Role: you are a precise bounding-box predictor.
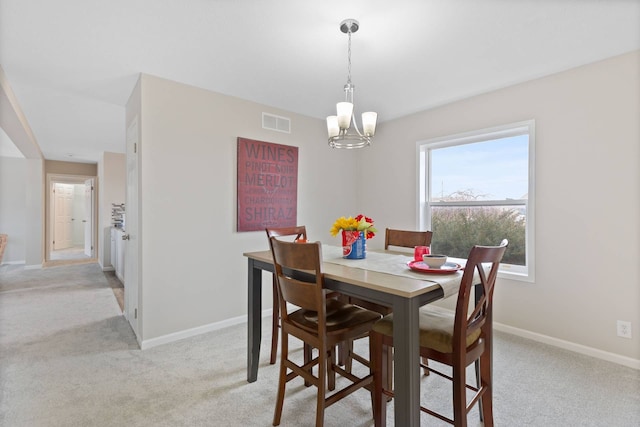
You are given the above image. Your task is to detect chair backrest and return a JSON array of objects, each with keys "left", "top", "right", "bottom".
[
  {"left": 454, "top": 239, "right": 508, "bottom": 351},
  {"left": 384, "top": 228, "right": 433, "bottom": 250},
  {"left": 265, "top": 226, "right": 307, "bottom": 242},
  {"left": 268, "top": 237, "right": 327, "bottom": 328}
]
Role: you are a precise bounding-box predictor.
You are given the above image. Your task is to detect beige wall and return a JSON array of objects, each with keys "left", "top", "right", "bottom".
[
  {"left": 0, "top": 157, "right": 26, "bottom": 263},
  {"left": 25, "top": 159, "right": 45, "bottom": 266},
  {"left": 45, "top": 160, "right": 97, "bottom": 176},
  {"left": 128, "top": 52, "right": 638, "bottom": 365},
  {"left": 1, "top": 69, "right": 44, "bottom": 267},
  {"left": 133, "top": 74, "right": 359, "bottom": 343},
  {"left": 362, "top": 51, "right": 640, "bottom": 362}
]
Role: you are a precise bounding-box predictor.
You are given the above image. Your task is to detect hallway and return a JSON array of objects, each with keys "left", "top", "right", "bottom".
[
  {"left": 50, "top": 245, "right": 92, "bottom": 260},
  {"left": 45, "top": 245, "right": 96, "bottom": 269}
]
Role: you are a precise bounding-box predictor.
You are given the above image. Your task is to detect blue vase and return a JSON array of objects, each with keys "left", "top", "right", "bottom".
[{"left": 344, "top": 231, "right": 366, "bottom": 259}]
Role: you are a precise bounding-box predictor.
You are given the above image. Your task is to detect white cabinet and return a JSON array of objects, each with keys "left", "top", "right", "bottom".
[
  {"left": 111, "top": 228, "right": 125, "bottom": 283},
  {"left": 110, "top": 230, "right": 117, "bottom": 269}
]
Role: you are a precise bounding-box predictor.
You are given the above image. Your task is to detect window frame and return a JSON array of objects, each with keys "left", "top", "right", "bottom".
[{"left": 416, "top": 120, "right": 536, "bottom": 282}]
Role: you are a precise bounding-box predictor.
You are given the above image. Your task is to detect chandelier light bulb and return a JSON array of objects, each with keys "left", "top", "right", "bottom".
[
  {"left": 362, "top": 112, "right": 377, "bottom": 136},
  {"left": 326, "top": 116, "right": 340, "bottom": 138},
  {"left": 336, "top": 102, "right": 353, "bottom": 129}
]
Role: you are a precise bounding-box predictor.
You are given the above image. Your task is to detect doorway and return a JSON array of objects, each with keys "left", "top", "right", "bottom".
[{"left": 46, "top": 174, "right": 97, "bottom": 264}]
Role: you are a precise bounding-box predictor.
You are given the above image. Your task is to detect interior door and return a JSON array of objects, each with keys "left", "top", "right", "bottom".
[
  {"left": 84, "top": 179, "right": 94, "bottom": 257},
  {"left": 54, "top": 183, "right": 73, "bottom": 250},
  {"left": 125, "top": 117, "right": 140, "bottom": 338}
]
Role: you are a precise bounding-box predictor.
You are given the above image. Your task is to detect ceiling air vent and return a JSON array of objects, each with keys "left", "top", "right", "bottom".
[{"left": 262, "top": 113, "right": 291, "bottom": 134}]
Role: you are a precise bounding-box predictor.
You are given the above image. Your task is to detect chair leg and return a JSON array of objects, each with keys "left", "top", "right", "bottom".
[
  {"left": 452, "top": 361, "right": 468, "bottom": 427},
  {"left": 270, "top": 278, "right": 279, "bottom": 365},
  {"left": 316, "top": 344, "right": 327, "bottom": 427},
  {"left": 344, "top": 339, "right": 354, "bottom": 373},
  {"left": 273, "top": 331, "right": 288, "bottom": 426},
  {"left": 475, "top": 358, "right": 483, "bottom": 422},
  {"left": 304, "top": 344, "right": 313, "bottom": 387},
  {"left": 479, "top": 351, "right": 494, "bottom": 426},
  {"left": 348, "top": 336, "right": 392, "bottom": 397},
  {"left": 386, "top": 347, "right": 393, "bottom": 393},
  {"left": 337, "top": 341, "right": 346, "bottom": 366},
  {"left": 327, "top": 347, "right": 336, "bottom": 391}
]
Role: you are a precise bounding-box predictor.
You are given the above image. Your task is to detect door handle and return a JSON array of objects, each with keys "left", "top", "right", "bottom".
[
  {"left": 82, "top": 220, "right": 87, "bottom": 223},
  {"left": 122, "top": 234, "right": 130, "bottom": 240}
]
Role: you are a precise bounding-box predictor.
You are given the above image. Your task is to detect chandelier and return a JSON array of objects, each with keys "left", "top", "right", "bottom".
[{"left": 326, "top": 19, "right": 378, "bottom": 149}]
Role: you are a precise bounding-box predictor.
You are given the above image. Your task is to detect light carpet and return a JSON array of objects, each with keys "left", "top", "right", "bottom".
[{"left": 0, "top": 262, "right": 639, "bottom": 426}]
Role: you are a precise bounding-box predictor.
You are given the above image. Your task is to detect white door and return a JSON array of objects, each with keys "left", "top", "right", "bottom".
[
  {"left": 54, "top": 183, "right": 73, "bottom": 250},
  {"left": 125, "top": 117, "right": 140, "bottom": 338},
  {"left": 84, "top": 179, "right": 94, "bottom": 257},
  {"left": 71, "top": 185, "right": 85, "bottom": 245}
]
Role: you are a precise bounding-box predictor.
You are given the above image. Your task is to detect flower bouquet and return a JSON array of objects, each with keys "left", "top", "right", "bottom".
[{"left": 330, "top": 214, "right": 377, "bottom": 259}]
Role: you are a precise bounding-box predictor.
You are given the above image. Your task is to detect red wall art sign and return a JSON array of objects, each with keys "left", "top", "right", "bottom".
[{"left": 237, "top": 137, "right": 298, "bottom": 232}]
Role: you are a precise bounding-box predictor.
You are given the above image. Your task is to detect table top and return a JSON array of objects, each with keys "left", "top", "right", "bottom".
[{"left": 244, "top": 245, "right": 467, "bottom": 299}]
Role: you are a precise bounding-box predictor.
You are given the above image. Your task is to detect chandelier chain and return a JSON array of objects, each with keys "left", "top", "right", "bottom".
[{"left": 347, "top": 31, "right": 352, "bottom": 86}]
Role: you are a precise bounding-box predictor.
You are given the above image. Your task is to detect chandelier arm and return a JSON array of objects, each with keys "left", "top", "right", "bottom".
[{"left": 350, "top": 114, "right": 364, "bottom": 137}]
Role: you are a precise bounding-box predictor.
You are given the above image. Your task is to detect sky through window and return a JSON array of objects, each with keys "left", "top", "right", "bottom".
[{"left": 430, "top": 135, "right": 528, "bottom": 200}]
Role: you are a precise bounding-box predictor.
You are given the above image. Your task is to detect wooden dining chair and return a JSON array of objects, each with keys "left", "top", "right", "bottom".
[
  {"left": 265, "top": 226, "right": 308, "bottom": 365},
  {"left": 268, "top": 237, "right": 382, "bottom": 427},
  {"left": 345, "top": 228, "right": 433, "bottom": 384},
  {"left": 370, "top": 239, "right": 508, "bottom": 427},
  {"left": 384, "top": 228, "right": 433, "bottom": 251}
]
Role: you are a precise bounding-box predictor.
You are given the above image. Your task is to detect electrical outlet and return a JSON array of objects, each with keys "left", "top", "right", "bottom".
[{"left": 617, "top": 320, "right": 632, "bottom": 339}]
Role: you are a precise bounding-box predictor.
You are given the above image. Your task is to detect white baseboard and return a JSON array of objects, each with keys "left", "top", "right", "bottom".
[
  {"left": 139, "top": 309, "right": 273, "bottom": 350},
  {"left": 428, "top": 306, "right": 639, "bottom": 370},
  {"left": 494, "top": 322, "right": 640, "bottom": 370},
  {"left": 137, "top": 307, "right": 639, "bottom": 370},
  {"left": 2, "top": 260, "right": 26, "bottom": 265},
  {"left": 24, "top": 263, "right": 43, "bottom": 270}
]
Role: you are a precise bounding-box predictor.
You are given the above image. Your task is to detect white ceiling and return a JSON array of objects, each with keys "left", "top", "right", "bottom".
[{"left": 1, "top": 0, "right": 638, "bottom": 163}]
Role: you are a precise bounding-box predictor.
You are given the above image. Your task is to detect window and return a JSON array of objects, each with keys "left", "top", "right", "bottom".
[{"left": 418, "top": 120, "right": 535, "bottom": 282}]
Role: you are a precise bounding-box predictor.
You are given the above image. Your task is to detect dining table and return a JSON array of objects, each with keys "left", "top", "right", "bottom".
[{"left": 244, "top": 244, "right": 472, "bottom": 427}]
